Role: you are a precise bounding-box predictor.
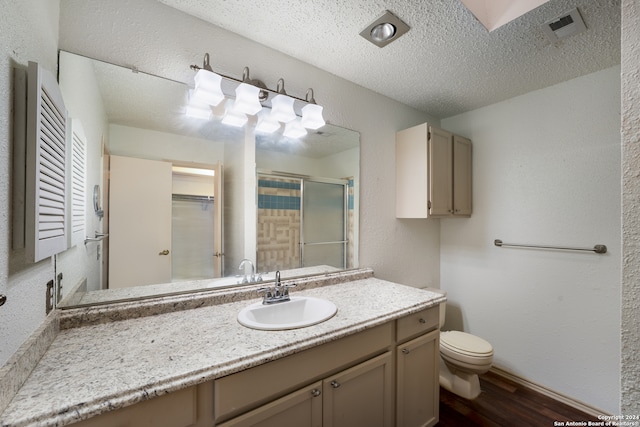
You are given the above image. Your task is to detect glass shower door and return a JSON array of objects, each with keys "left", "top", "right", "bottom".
[{"left": 301, "top": 180, "right": 348, "bottom": 269}]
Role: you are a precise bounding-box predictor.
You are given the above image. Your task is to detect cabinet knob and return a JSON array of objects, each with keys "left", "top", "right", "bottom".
[
  {"left": 330, "top": 380, "right": 341, "bottom": 389},
  {"left": 418, "top": 318, "right": 426, "bottom": 324},
  {"left": 311, "top": 389, "right": 321, "bottom": 397},
  {"left": 402, "top": 348, "right": 410, "bottom": 355},
  {"left": 158, "top": 249, "right": 170, "bottom": 256}
]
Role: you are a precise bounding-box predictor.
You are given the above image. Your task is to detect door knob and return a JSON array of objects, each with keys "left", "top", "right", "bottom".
[{"left": 158, "top": 249, "right": 170, "bottom": 256}]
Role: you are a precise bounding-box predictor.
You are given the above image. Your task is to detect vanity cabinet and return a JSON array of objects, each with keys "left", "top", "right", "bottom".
[
  {"left": 69, "top": 383, "right": 213, "bottom": 427},
  {"left": 396, "top": 123, "right": 472, "bottom": 218},
  {"left": 214, "top": 323, "right": 393, "bottom": 426},
  {"left": 68, "top": 307, "right": 438, "bottom": 427},
  {"left": 396, "top": 307, "right": 440, "bottom": 427},
  {"left": 219, "top": 353, "right": 393, "bottom": 427}
]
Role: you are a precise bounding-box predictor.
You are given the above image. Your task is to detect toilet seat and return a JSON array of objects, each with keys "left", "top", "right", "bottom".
[{"left": 441, "top": 331, "right": 493, "bottom": 366}]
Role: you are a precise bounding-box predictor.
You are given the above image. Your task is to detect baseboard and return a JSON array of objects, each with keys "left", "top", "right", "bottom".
[{"left": 489, "top": 366, "right": 611, "bottom": 418}]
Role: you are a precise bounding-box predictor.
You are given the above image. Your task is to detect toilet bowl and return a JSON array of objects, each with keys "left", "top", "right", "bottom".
[{"left": 436, "top": 294, "right": 494, "bottom": 400}]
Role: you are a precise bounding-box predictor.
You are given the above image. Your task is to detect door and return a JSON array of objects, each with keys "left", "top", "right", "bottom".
[
  {"left": 453, "top": 135, "right": 472, "bottom": 216},
  {"left": 301, "top": 179, "right": 348, "bottom": 269},
  {"left": 109, "top": 155, "right": 172, "bottom": 288},
  {"left": 323, "top": 352, "right": 393, "bottom": 427},
  {"left": 213, "top": 161, "right": 224, "bottom": 276},
  {"left": 428, "top": 126, "right": 453, "bottom": 216},
  {"left": 217, "top": 381, "right": 322, "bottom": 427},
  {"left": 396, "top": 330, "right": 440, "bottom": 427}
]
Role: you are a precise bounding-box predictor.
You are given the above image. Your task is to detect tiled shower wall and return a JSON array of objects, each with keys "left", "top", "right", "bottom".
[
  {"left": 257, "top": 178, "right": 301, "bottom": 272},
  {"left": 257, "top": 177, "right": 354, "bottom": 273}
]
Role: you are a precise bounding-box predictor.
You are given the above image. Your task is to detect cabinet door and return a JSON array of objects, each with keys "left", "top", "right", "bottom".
[
  {"left": 428, "top": 127, "right": 453, "bottom": 217},
  {"left": 218, "top": 382, "right": 322, "bottom": 427},
  {"left": 453, "top": 135, "right": 472, "bottom": 216},
  {"left": 396, "top": 330, "right": 440, "bottom": 427},
  {"left": 323, "top": 352, "right": 393, "bottom": 427}
]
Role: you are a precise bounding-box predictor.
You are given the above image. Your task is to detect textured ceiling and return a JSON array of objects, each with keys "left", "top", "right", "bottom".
[{"left": 157, "top": 0, "right": 621, "bottom": 119}]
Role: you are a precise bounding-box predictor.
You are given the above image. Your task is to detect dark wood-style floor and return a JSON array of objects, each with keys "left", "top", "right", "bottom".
[{"left": 437, "top": 371, "right": 599, "bottom": 426}]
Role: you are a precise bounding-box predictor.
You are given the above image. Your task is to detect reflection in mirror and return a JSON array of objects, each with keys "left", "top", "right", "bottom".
[{"left": 55, "top": 51, "right": 360, "bottom": 308}]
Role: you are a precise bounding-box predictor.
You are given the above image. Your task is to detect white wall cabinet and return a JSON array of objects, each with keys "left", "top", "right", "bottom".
[{"left": 396, "top": 123, "right": 472, "bottom": 218}]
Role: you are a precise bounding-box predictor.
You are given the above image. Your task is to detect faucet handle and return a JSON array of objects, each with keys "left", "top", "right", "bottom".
[
  {"left": 257, "top": 287, "right": 272, "bottom": 299},
  {"left": 283, "top": 283, "right": 296, "bottom": 296}
]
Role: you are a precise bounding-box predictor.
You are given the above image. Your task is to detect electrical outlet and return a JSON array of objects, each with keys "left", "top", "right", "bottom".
[
  {"left": 46, "top": 280, "right": 54, "bottom": 314},
  {"left": 56, "top": 273, "right": 63, "bottom": 305}
]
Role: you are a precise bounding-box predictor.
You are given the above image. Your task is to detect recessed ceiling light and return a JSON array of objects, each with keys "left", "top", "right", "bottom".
[{"left": 360, "top": 10, "right": 410, "bottom": 48}]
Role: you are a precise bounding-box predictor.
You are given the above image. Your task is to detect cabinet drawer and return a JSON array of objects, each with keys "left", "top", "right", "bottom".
[
  {"left": 396, "top": 306, "right": 439, "bottom": 342},
  {"left": 215, "top": 322, "right": 393, "bottom": 423}
]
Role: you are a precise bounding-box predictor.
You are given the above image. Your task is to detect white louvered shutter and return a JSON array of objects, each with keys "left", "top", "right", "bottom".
[
  {"left": 25, "top": 61, "right": 68, "bottom": 262},
  {"left": 68, "top": 118, "right": 87, "bottom": 247}
]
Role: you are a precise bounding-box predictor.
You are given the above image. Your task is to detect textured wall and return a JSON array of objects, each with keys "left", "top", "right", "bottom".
[
  {"left": 0, "top": 1, "right": 60, "bottom": 366},
  {"left": 441, "top": 66, "right": 621, "bottom": 414},
  {"left": 621, "top": 0, "right": 640, "bottom": 414}
]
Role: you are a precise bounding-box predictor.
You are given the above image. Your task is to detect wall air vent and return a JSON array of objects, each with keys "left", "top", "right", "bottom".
[
  {"left": 13, "top": 61, "right": 67, "bottom": 262},
  {"left": 542, "top": 8, "right": 587, "bottom": 42}
]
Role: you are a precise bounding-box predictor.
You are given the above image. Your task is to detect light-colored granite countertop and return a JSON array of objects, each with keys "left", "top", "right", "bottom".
[{"left": 0, "top": 272, "right": 444, "bottom": 427}]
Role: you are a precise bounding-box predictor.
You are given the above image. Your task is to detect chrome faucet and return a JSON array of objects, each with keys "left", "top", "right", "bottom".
[
  {"left": 258, "top": 270, "right": 296, "bottom": 304},
  {"left": 238, "top": 259, "right": 255, "bottom": 283}
]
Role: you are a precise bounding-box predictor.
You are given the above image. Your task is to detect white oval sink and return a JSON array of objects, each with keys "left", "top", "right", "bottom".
[{"left": 237, "top": 296, "right": 337, "bottom": 330}]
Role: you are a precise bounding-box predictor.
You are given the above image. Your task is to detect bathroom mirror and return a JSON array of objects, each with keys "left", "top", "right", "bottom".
[{"left": 55, "top": 51, "right": 359, "bottom": 308}]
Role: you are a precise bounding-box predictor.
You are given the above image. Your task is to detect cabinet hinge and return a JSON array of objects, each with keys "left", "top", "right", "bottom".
[
  {"left": 427, "top": 131, "right": 431, "bottom": 140},
  {"left": 427, "top": 200, "right": 431, "bottom": 210}
]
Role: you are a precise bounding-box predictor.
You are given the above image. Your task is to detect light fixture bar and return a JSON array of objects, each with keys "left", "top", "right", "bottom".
[{"left": 190, "top": 57, "right": 322, "bottom": 109}]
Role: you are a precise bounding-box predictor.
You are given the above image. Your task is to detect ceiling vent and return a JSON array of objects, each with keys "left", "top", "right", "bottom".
[{"left": 542, "top": 8, "right": 587, "bottom": 42}]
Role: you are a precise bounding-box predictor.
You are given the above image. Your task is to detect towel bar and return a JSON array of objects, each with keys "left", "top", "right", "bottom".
[{"left": 494, "top": 239, "right": 607, "bottom": 254}]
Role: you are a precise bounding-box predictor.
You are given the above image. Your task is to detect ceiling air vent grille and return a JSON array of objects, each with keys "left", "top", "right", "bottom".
[{"left": 542, "top": 8, "right": 587, "bottom": 42}]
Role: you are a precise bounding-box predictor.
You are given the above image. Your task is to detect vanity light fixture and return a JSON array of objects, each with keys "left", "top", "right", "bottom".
[
  {"left": 185, "top": 90, "right": 213, "bottom": 120},
  {"left": 233, "top": 67, "right": 263, "bottom": 115},
  {"left": 192, "top": 54, "right": 225, "bottom": 106},
  {"left": 301, "top": 89, "right": 326, "bottom": 129},
  {"left": 270, "top": 79, "right": 297, "bottom": 123},
  {"left": 360, "top": 10, "right": 410, "bottom": 48},
  {"left": 283, "top": 119, "right": 307, "bottom": 139},
  {"left": 188, "top": 53, "right": 326, "bottom": 138},
  {"left": 255, "top": 110, "right": 281, "bottom": 134},
  {"left": 221, "top": 99, "right": 248, "bottom": 127}
]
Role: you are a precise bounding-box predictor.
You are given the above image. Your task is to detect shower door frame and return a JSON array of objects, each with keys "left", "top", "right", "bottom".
[{"left": 257, "top": 170, "right": 349, "bottom": 270}]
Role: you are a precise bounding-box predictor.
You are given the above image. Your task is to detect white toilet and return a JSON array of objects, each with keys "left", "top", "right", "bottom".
[{"left": 438, "top": 298, "right": 494, "bottom": 400}]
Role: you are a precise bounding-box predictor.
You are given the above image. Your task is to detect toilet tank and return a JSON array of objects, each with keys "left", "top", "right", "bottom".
[{"left": 439, "top": 300, "right": 446, "bottom": 328}]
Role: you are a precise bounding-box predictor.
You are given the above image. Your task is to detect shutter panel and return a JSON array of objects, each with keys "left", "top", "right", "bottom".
[
  {"left": 25, "top": 61, "right": 68, "bottom": 262},
  {"left": 68, "top": 118, "right": 87, "bottom": 247}
]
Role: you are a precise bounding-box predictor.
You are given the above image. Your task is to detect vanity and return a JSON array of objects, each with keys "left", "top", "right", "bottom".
[{"left": 0, "top": 269, "right": 445, "bottom": 427}]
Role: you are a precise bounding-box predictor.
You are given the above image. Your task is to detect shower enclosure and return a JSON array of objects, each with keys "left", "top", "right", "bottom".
[
  {"left": 257, "top": 172, "right": 350, "bottom": 272},
  {"left": 171, "top": 195, "right": 215, "bottom": 281}
]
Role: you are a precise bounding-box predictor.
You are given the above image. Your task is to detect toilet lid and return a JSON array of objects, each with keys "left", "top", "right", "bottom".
[{"left": 441, "top": 331, "right": 493, "bottom": 357}]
